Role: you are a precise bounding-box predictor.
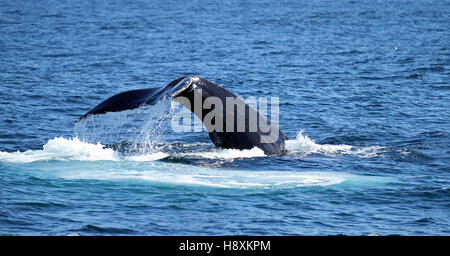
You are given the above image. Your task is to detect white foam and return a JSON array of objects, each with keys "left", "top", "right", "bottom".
[
  {"left": 179, "top": 147, "right": 266, "bottom": 159},
  {"left": 285, "top": 131, "right": 384, "bottom": 158},
  {"left": 43, "top": 137, "right": 119, "bottom": 161},
  {"left": 0, "top": 130, "right": 385, "bottom": 164},
  {"left": 0, "top": 137, "right": 119, "bottom": 163},
  {"left": 0, "top": 137, "right": 265, "bottom": 164},
  {"left": 125, "top": 152, "right": 169, "bottom": 161}
]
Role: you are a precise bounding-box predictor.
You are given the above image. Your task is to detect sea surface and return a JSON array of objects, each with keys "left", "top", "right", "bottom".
[{"left": 0, "top": 0, "right": 449, "bottom": 235}]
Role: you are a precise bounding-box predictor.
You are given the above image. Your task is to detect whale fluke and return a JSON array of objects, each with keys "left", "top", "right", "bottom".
[{"left": 76, "top": 77, "right": 287, "bottom": 155}]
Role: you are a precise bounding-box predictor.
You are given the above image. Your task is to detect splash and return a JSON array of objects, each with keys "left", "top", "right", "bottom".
[
  {"left": 74, "top": 96, "right": 173, "bottom": 155},
  {"left": 0, "top": 137, "right": 119, "bottom": 163},
  {"left": 285, "top": 131, "right": 384, "bottom": 158},
  {"left": 0, "top": 131, "right": 385, "bottom": 164},
  {"left": 0, "top": 137, "right": 263, "bottom": 163}
]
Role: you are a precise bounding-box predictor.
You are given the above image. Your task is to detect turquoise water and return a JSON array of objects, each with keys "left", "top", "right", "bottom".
[{"left": 0, "top": 0, "right": 449, "bottom": 235}]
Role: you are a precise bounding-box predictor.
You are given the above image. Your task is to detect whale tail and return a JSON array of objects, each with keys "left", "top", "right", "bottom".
[{"left": 76, "top": 77, "right": 287, "bottom": 155}]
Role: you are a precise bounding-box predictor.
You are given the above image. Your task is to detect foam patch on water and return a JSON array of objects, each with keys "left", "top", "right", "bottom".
[
  {"left": 125, "top": 152, "right": 169, "bottom": 161},
  {"left": 51, "top": 160, "right": 392, "bottom": 189},
  {"left": 285, "top": 131, "right": 384, "bottom": 158},
  {"left": 145, "top": 170, "right": 347, "bottom": 188},
  {"left": 178, "top": 147, "right": 266, "bottom": 159},
  {"left": 48, "top": 161, "right": 361, "bottom": 189}
]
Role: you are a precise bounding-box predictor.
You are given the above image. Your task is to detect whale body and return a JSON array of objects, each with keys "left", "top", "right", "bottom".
[{"left": 77, "top": 77, "right": 288, "bottom": 155}]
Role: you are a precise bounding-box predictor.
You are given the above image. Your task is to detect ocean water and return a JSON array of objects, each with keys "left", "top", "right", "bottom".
[{"left": 0, "top": 0, "right": 449, "bottom": 235}]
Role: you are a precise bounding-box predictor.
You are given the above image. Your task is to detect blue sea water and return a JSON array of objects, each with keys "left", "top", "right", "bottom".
[{"left": 0, "top": 0, "right": 449, "bottom": 235}]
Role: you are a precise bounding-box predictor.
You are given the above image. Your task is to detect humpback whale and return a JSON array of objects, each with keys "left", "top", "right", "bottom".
[{"left": 76, "top": 77, "right": 288, "bottom": 155}]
